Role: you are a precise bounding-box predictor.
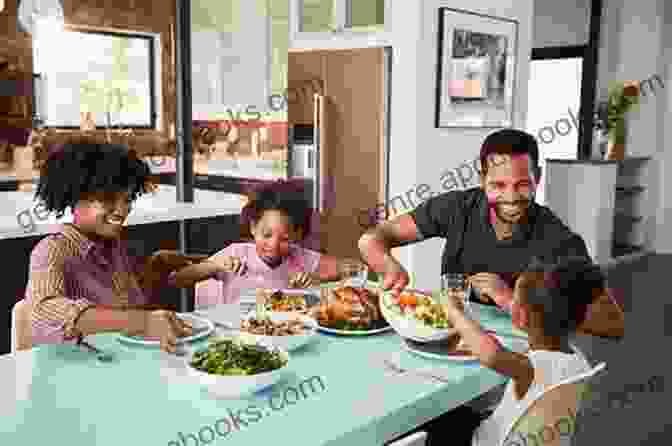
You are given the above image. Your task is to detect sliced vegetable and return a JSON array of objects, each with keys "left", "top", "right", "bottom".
[{"left": 399, "top": 293, "right": 418, "bottom": 307}]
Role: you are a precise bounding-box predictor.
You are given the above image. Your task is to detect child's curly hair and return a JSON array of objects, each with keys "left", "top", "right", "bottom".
[
  {"left": 240, "top": 179, "right": 313, "bottom": 239},
  {"left": 35, "top": 138, "right": 154, "bottom": 218},
  {"left": 520, "top": 256, "right": 606, "bottom": 337}
]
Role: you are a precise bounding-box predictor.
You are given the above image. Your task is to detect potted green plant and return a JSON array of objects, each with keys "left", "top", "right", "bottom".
[{"left": 603, "top": 81, "right": 640, "bottom": 160}]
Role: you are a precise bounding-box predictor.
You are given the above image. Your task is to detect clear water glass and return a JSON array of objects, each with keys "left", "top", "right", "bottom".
[{"left": 440, "top": 273, "right": 469, "bottom": 310}]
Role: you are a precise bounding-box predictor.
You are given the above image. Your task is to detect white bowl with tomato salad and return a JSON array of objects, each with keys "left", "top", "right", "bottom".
[{"left": 380, "top": 289, "right": 459, "bottom": 342}]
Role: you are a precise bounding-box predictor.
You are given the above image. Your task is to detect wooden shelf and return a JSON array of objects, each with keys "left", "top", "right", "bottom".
[
  {"left": 619, "top": 156, "right": 652, "bottom": 163},
  {"left": 612, "top": 243, "right": 644, "bottom": 258},
  {"left": 614, "top": 213, "right": 643, "bottom": 223},
  {"left": 615, "top": 185, "right": 645, "bottom": 195}
]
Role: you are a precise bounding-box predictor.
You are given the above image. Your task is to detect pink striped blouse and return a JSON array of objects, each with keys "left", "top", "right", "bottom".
[{"left": 25, "top": 224, "right": 150, "bottom": 345}]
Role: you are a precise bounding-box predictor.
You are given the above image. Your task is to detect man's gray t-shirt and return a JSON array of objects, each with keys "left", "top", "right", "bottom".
[{"left": 410, "top": 187, "right": 591, "bottom": 287}]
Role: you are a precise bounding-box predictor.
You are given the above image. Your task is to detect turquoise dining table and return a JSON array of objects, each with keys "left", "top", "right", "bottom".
[{"left": 0, "top": 300, "right": 526, "bottom": 446}]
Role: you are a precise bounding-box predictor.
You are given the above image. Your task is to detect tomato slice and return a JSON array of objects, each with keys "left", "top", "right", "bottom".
[{"left": 399, "top": 293, "right": 418, "bottom": 307}]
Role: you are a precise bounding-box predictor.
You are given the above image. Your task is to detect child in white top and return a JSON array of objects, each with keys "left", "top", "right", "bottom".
[
  {"left": 171, "top": 180, "right": 356, "bottom": 305},
  {"left": 431, "top": 256, "right": 605, "bottom": 446}
]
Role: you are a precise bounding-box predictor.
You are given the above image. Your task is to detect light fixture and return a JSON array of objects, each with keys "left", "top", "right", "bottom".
[
  {"left": 18, "top": 0, "right": 64, "bottom": 35},
  {"left": 1, "top": 0, "right": 5, "bottom": 13}
]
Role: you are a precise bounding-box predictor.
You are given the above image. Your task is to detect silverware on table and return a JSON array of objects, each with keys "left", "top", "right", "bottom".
[
  {"left": 382, "top": 358, "right": 452, "bottom": 384},
  {"left": 77, "top": 338, "right": 115, "bottom": 362},
  {"left": 174, "top": 346, "right": 190, "bottom": 357}
]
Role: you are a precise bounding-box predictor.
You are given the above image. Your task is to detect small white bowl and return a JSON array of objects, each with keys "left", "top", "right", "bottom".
[
  {"left": 380, "top": 289, "right": 458, "bottom": 343},
  {"left": 241, "top": 311, "right": 318, "bottom": 351},
  {"left": 185, "top": 339, "right": 290, "bottom": 399}
]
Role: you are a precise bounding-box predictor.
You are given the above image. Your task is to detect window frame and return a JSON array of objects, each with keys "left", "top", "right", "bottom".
[
  {"left": 530, "top": 0, "right": 602, "bottom": 160},
  {"left": 37, "top": 27, "right": 158, "bottom": 130}
]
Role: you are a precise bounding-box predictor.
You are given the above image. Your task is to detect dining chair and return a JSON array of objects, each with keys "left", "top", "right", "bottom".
[
  {"left": 500, "top": 361, "right": 606, "bottom": 446},
  {"left": 386, "top": 431, "right": 428, "bottom": 446},
  {"left": 11, "top": 299, "right": 33, "bottom": 353},
  {"left": 469, "top": 340, "right": 592, "bottom": 416}
]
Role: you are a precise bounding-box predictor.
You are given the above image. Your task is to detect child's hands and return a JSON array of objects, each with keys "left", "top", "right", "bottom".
[
  {"left": 438, "top": 289, "right": 465, "bottom": 317},
  {"left": 209, "top": 254, "right": 247, "bottom": 275},
  {"left": 289, "top": 272, "right": 315, "bottom": 288}
]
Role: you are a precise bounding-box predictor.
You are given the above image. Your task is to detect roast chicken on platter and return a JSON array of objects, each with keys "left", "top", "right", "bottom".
[{"left": 309, "top": 286, "right": 383, "bottom": 330}]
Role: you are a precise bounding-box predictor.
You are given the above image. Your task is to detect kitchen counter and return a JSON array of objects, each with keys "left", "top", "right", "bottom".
[
  {"left": 0, "top": 185, "right": 245, "bottom": 240},
  {"left": 151, "top": 157, "right": 284, "bottom": 180}
]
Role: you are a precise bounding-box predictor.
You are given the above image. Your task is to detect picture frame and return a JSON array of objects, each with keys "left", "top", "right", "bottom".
[{"left": 435, "top": 8, "right": 518, "bottom": 128}]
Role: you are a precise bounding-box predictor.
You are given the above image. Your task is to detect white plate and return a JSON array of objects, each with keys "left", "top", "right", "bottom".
[
  {"left": 117, "top": 313, "right": 214, "bottom": 346},
  {"left": 263, "top": 289, "right": 321, "bottom": 312},
  {"left": 402, "top": 336, "right": 489, "bottom": 362},
  {"left": 239, "top": 288, "right": 321, "bottom": 314},
  {"left": 316, "top": 323, "right": 393, "bottom": 336},
  {"left": 403, "top": 335, "right": 529, "bottom": 361}
]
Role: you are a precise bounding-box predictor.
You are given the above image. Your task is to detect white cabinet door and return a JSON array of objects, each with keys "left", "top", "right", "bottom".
[{"left": 289, "top": 0, "right": 391, "bottom": 50}]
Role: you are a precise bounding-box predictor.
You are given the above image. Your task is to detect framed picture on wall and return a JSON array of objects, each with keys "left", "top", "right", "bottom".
[{"left": 435, "top": 8, "right": 518, "bottom": 128}]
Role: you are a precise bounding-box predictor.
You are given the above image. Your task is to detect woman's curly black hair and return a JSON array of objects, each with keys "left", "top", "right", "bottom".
[
  {"left": 35, "top": 140, "right": 153, "bottom": 218},
  {"left": 521, "top": 256, "right": 606, "bottom": 338},
  {"left": 240, "top": 179, "right": 313, "bottom": 238}
]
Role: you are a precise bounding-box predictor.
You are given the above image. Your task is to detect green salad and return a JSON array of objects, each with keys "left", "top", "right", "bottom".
[{"left": 189, "top": 338, "right": 287, "bottom": 376}]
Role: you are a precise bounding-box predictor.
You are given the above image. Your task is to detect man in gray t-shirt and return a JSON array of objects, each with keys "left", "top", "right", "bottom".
[{"left": 358, "top": 129, "right": 624, "bottom": 338}]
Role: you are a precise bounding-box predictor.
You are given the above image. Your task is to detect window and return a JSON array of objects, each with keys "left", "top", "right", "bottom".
[
  {"left": 527, "top": 47, "right": 584, "bottom": 205},
  {"left": 33, "top": 29, "right": 156, "bottom": 128}
]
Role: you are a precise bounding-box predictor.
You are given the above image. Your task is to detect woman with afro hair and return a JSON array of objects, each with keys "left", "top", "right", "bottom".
[{"left": 25, "top": 139, "right": 200, "bottom": 354}]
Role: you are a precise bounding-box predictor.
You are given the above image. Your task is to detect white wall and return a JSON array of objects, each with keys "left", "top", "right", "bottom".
[
  {"left": 656, "top": 1, "right": 672, "bottom": 252},
  {"left": 387, "top": 0, "right": 534, "bottom": 290},
  {"left": 592, "top": 0, "right": 668, "bottom": 253},
  {"left": 532, "top": 0, "right": 590, "bottom": 47}
]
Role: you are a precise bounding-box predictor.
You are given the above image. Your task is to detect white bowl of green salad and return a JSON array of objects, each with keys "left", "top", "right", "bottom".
[
  {"left": 186, "top": 336, "right": 290, "bottom": 399},
  {"left": 380, "top": 289, "right": 459, "bottom": 343}
]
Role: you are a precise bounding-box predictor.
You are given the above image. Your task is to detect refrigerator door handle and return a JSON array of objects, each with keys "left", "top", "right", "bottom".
[{"left": 314, "top": 93, "right": 323, "bottom": 213}]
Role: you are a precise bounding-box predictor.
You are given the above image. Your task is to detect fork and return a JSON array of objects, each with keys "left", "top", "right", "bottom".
[
  {"left": 77, "top": 338, "right": 115, "bottom": 362},
  {"left": 382, "top": 358, "right": 452, "bottom": 384}
]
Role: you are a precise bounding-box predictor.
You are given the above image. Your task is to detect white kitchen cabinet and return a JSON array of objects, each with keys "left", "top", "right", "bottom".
[
  {"left": 191, "top": 0, "right": 290, "bottom": 116},
  {"left": 289, "top": 0, "right": 391, "bottom": 50}
]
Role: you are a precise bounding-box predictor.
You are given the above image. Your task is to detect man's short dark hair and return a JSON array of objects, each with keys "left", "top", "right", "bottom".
[{"left": 479, "top": 129, "right": 540, "bottom": 178}]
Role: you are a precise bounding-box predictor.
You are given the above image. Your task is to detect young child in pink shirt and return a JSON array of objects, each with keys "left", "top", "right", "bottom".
[{"left": 171, "top": 181, "right": 349, "bottom": 305}]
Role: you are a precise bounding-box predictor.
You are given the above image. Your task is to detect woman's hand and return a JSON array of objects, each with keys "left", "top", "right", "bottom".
[
  {"left": 289, "top": 272, "right": 315, "bottom": 288},
  {"left": 208, "top": 254, "right": 247, "bottom": 275},
  {"left": 142, "top": 309, "right": 194, "bottom": 354},
  {"left": 150, "top": 250, "right": 208, "bottom": 270},
  {"left": 143, "top": 250, "right": 207, "bottom": 280}
]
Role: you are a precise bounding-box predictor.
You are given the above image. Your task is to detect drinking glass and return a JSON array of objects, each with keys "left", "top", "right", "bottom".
[
  {"left": 338, "top": 259, "right": 369, "bottom": 288},
  {"left": 440, "top": 273, "right": 469, "bottom": 311}
]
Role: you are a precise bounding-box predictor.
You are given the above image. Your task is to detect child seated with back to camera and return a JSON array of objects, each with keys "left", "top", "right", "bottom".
[
  {"left": 421, "top": 256, "right": 606, "bottom": 446},
  {"left": 171, "top": 180, "right": 363, "bottom": 305}
]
